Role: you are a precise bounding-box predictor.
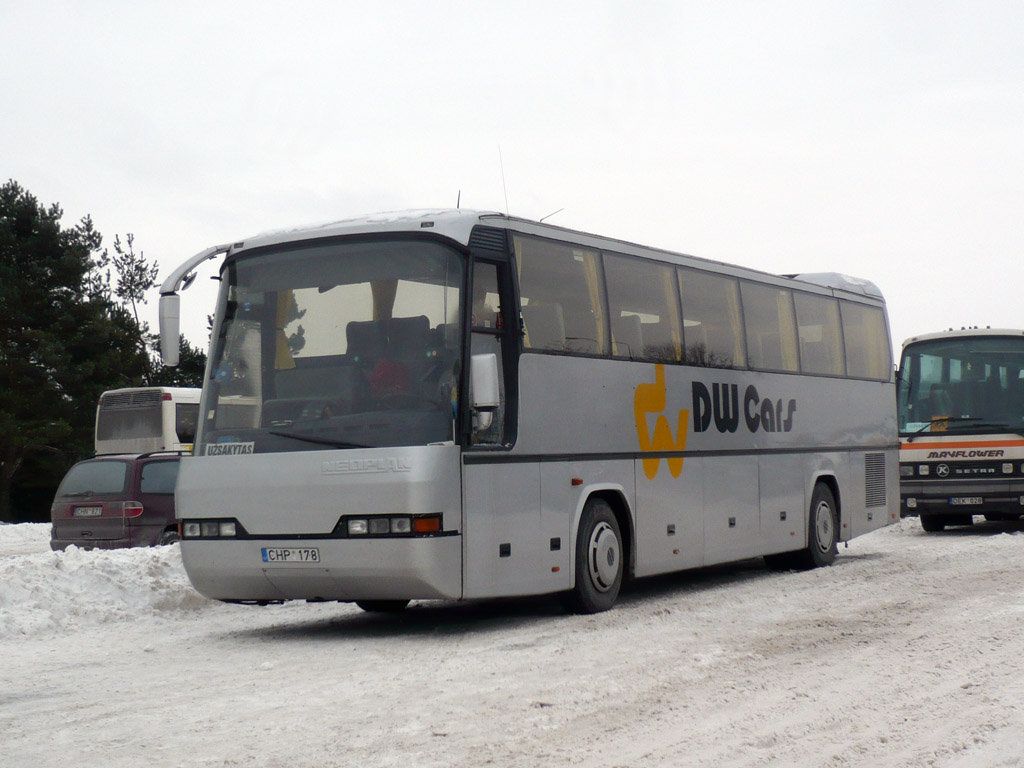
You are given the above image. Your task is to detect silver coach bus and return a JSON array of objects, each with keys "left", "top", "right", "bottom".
[{"left": 159, "top": 210, "right": 898, "bottom": 613}]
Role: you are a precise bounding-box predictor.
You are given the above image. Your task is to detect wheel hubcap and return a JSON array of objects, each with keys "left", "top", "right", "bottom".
[
  {"left": 588, "top": 521, "right": 620, "bottom": 592},
  {"left": 813, "top": 501, "right": 834, "bottom": 552}
]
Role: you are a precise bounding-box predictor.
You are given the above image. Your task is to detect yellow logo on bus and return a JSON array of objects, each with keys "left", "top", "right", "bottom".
[{"left": 634, "top": 364, "right": 689, "bottom": 479}]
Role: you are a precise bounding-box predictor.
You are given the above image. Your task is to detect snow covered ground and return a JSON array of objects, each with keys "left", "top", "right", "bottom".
[{"left": 2, "top": 518, "right": 1023, "bottom": 768}]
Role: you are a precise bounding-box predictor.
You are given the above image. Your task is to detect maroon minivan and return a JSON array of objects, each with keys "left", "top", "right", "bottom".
[{"left": 50, "top": 452, "right": 182, "bottom": 550}]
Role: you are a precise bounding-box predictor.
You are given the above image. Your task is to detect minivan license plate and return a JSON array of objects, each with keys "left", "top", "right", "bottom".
[
  {"left": 950, "top": 497, "right": 982, "bottom": 505},
  {"left": 261, "top": 547, "right": 320, "bottom": 563},
  {"left": 73, "top": 506, "right": 102, "bottom": 517}
]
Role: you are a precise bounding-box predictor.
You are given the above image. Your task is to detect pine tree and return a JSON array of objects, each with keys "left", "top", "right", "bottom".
[{"left": 0, "top": 181, "right": 149, "bottom": 521}]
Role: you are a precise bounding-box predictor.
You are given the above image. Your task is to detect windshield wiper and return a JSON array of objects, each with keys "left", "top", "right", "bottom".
[
  {"left": 267, "top": 430, "right": 369, "bottom": 449},
  {"left": 960, "top": 423, "right": 1024, "bottom": 438},
  {"left": 905, "top": 416, "right": 982, "bottom": 442}
]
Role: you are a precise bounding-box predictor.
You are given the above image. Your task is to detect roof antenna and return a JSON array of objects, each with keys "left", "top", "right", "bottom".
[
  {"left": 498, "top": 145, "right": 510, "bottom": 216},
  {"left": 539, "top": 208, "right": 564, "bottom": 223},
  {"left": 457, "top": 190, "right": 461, "bottom": 209}
]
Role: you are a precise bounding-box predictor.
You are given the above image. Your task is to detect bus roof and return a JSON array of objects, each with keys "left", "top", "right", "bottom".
[
  {"left": 223, "top": 209, "right": 884, "bottom": 302},
  {"left": 99, "top": 386, "right": 201, "bottom": 401},
  {"left": 902, "top": 328, "right": 1024, "bottom": 348},
  {"left": 101, "top": 386, "right": 201, "bottom": 396}
]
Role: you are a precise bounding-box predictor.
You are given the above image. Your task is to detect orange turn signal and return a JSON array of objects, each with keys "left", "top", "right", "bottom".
[{"left": 413, "top": 515, "right": 442, "bottom": 534}]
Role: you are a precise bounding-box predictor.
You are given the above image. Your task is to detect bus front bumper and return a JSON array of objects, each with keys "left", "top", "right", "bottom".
[
  {"left": 900, "top": 480, "right": 1024, "bottom": 517},
  {"left": 180, "top": 534, "right": 463, "bottom": 603}
]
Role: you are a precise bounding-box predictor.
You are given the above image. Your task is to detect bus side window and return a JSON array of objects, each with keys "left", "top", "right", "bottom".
[
  {"left": 841, "top": 302, "right": 891, "bottom": 380},
  {"left": 604, "top": 252, "right": 682, "bottom": 362},
  {"left": 515, "top": 235, "right": 607, "bottom": 355},
  {"left": 794, "top": 292, "right": 845, "bottom": 376},
  {"left": 679, "top": 268, "right": 746, "bottom": 368},
  {"left": 175, "top": 403, "right": 199, "bottom": 445},
  {"left": 740, "top": 283, "right": 799, "bottom": 373}
]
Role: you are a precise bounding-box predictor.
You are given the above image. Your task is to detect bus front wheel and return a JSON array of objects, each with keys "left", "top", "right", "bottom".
[{"left": 565, "top": 497, "right": 623, "bottom": 614}]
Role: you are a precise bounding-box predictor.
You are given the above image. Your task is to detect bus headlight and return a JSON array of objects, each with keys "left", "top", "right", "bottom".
[
  {"left": 182, "top": 519, "right": 243, "bottom": 538},
  {"left": 900, "top": 465, "right": 913, "bottom": 477},
  {"left": 338, "top": 514, "right": 441, "bottom": 537}
]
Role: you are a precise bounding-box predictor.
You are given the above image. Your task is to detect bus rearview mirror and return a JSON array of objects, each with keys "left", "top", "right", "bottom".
[
  {"left": 159, "top": 294, "right": 181, "bottom": 367},
  {"left": 470, "top": 353, "right": 500, "bottom": 431}
]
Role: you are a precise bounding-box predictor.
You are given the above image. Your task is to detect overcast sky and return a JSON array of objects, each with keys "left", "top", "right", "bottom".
[{"left": 3, "top": 1, "right": 1023, "bottom": 356}]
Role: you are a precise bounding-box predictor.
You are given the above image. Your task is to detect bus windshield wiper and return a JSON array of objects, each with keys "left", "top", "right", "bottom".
[
  {"left": 906, "top": 416, "right": 982, "bottom": 442},
  {"left": 267, "top": 430, "right": 369, "bottom": 449},
  {"left": 960, "top": 423, "right": 1024, "bottom": 438}
]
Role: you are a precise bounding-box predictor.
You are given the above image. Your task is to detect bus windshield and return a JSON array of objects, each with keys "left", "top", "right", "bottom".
[
  {"left": 198, "top": 239, "right": 464, "bottom": 454},
  {"left": 897, "top": 336, "right": 1024, "bottom": 436}
]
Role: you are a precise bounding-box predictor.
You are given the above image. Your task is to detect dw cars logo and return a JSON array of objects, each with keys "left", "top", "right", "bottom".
[
  {"left": 634, "top": 365, "right": 799, "bottom": 479},
  {"left": 634, "top": 365, "right": 689, "bottom": 480}
]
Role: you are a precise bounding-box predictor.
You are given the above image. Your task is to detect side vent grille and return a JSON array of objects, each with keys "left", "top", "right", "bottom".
[
  {"left": 468, "top": 226, "right": 508, "bottom": 253},
  {"left": 865, "top": 452, "right": 886, "bottom": 508}
]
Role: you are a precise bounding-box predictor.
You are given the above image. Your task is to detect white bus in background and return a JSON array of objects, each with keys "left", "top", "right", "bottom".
[
  {"left": 94, "top": 386, "right": 201, "bottom": 455},
  {"left": 897, "top": 328, "right": 1024, "bottom": 531},
  {"left": 158, "top": 210, "right": 898, "bottom": 614}
]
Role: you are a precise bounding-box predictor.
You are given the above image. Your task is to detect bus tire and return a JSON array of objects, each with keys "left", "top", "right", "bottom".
[
  {"left": 565, "top": 497, "right": 623, "bottom": 614},
  {"left": 920, "top": 515, "right": 946, "bottom": 532},
  {"left": 356, "top": 600, "right": 410, "bottom": 613},
  {"left": 766, "top": 483, "right": 837, "bottom": 570},
  {"left": 805, "top": 484, "right": 839, "bottom": 567}
]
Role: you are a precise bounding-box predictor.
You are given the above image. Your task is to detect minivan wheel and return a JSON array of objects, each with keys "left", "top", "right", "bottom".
[{"left": 158, "top": 530, "right": 181, "bottom": 546}]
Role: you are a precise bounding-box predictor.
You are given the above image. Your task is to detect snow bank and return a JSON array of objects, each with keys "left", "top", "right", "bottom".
[{"left": 0, "top": 523, "right": 211, "bottom": 638}]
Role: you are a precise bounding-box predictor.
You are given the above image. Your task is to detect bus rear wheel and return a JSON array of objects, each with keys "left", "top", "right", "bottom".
[
  {"left": 564, "top": 497, "right": 623, "bottom": 614},
  {"left": 765, "top": 483, "right": 837, "bottom": 570},
  {"left": 356, "top": 600, "right": 410, "bottom": 613}
]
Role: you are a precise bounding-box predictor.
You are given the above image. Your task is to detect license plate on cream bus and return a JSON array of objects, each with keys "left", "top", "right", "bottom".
[
  {"left": 261, "top": 547, "right": 320, "bottom": 563},
  {"left": 949, "top": 497, "right": 983, "bottom": 506}
]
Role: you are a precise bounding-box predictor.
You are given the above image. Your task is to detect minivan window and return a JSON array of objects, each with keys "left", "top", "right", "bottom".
[
  {"left": 140, "top": 461, "right": 180, "bottom": 495},
  {"left": 57, "top": 461, "right": 129, "bottom": 496}
]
